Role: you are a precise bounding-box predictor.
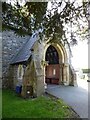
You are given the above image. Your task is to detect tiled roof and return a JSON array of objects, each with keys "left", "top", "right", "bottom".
[{"left": 11, "top": 33, "right": 38, "bottom": 64}]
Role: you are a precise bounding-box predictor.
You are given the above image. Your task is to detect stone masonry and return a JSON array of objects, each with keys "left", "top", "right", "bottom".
[{"left": 2, "top": 30, "right": 29, "bottom": 87}]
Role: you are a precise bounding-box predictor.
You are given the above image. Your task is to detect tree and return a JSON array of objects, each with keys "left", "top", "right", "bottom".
[
  {"left": 2, "top": 0, "right": 89, "bottom": 45},
  {"left": 2, "top": 1, "right": 47, "bottom": 35}
]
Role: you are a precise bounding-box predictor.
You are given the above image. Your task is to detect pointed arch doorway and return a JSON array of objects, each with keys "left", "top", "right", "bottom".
[{"left": 45, "top": 45, "right": 60, "bottom": 85}]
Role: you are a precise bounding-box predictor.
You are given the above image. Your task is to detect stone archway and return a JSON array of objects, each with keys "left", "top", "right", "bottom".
[
  {"left": 45, "top": 45, "right": 60, "bottom": 84},
  {"left": 44, "top": 43, "right": 67, "bottom": 85}
]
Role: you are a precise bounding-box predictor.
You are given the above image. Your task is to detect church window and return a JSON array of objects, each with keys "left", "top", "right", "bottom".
[{"left": 17, "top": 64, "right": 24, "bottom": 79}]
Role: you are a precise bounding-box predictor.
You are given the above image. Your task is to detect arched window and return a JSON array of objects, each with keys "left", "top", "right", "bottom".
[
  {"left": 17, "top": 64, "right": 24, "bottom": 79},
  {"left": 45, "top": 45, "right": 59, "bottom": 64}
]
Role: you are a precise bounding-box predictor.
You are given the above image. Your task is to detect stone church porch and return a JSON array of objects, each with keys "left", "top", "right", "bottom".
[{"left": 3, "top": 31, "right": 77, "bottom": 98}]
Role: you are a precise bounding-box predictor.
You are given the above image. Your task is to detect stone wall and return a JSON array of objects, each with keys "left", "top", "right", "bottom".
[
  {"left": 0, "top": 32, "right": 2, "bottom": 89},
  {"left": 19, "top": 41, "right": 45, "bottom": 97},
  {"left": 21, "top": 60, "right": 37, "bottom": 98},
  {"left": 2, "top": 30, "right": 29, "bottom": 87},
  {"left": 33, "top": 41, "right": 45, "bottom": 96}
]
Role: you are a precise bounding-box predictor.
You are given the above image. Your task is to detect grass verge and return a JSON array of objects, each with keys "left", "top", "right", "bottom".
[{"left": 2, "top": 89, "right": 79, "bottom": 118}]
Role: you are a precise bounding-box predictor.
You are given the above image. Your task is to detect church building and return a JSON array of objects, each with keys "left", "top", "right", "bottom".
[{"left": 2, "top": 30, "right": 77, "bottom": 98}]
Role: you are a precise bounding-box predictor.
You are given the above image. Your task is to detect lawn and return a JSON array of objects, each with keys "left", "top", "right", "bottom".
[{"left": 2, "top": 89, "right": 79, "bottom": 118}]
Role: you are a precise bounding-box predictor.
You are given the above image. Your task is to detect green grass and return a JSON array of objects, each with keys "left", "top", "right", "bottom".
[{"left": 2, "top": 89, "right": 78, "bottom": 118}]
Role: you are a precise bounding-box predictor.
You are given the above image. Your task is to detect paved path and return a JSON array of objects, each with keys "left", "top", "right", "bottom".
[{"left": 46, "top": 80, "right": 88, "bottom": 118}]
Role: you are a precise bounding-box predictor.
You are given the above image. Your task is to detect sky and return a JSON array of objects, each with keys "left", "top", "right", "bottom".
[{"left": 71, "top": 40, "right": 88, "bottom": 69}]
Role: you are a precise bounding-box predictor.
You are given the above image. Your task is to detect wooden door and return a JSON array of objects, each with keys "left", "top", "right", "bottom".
[{"left": 45, "top": 64, "right": 60, "bottom": 84}]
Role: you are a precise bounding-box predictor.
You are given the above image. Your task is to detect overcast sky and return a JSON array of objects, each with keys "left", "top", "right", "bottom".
[{"left": 71, "top": 40, "right": 88, "bottom": 69}]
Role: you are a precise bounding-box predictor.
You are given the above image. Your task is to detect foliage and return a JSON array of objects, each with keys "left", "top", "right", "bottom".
[
  {"left": 2, "top": 89, "right": 79, "bottom": 118},
  {"left": 2, "top": 2, "right": 47, "bottom": 36},
  {"left": 2, "top": 1, "right": 89, "bottom": 45},
  {"left": 82, "top": 69, "right": 90, "bottom": 73}
]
